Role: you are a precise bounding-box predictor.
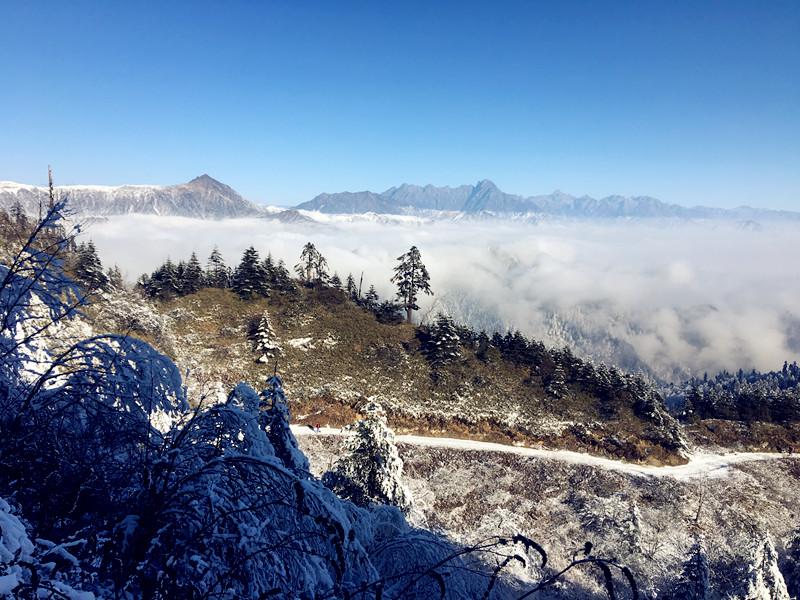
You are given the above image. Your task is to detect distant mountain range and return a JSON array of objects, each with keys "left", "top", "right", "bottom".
[
  {"left": 2, "top": 175, "right": 797, "bottom": 221},
  {"left": 297, "top": 179, "right": 800, "bottom": 221},
  {"left": 0, "top": 175, "right": 264, "bottom": 220}
]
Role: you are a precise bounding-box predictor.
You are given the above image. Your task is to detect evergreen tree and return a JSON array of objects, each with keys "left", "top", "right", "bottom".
[
  {"left": 345, "top": 273, "right": 358, "bottom": 300},
  {"left": 322, "top": 401, "right": 411, "bottom": 511},
  {"left": 106, "top": 264, "right": 123, "bottom": 290},
  {"left": 740, "top": 535, "right": 790, "bottom": 600},
  {"left": 329, "top": 272, "right": 342, "bottom": 289},
  {"left": 260, "top": 376, "right": 310, "bottom": 476},
  {"left": 251, "top": 310, "right": 280, "bottom": 364},
  {"left": 668, "top": 536, "right": 709, "bottom": 600},
  {"left": 146, "top": 258, "right": 180, "bottom": 300},
  {"left": 181, "top": 251, "right": 205, "bottom": 295},
  {"left": 373, "top": 300, "right": 404, "bottom": 325},
  {"left": 262, "top": 252, "right": 276, "bottom": 285},
  {"left": 681, "top": 386, "right": 703, "bottom": 423},
  {"left": 426, "top": 313, "right": 461, "bottom": 372},
  {"left": 782, "top": 529, "right": 800, "bottom": 598},
  {"left": 294, "top": 242, "right": 328, "bottom": 288},
  {"left": 391, "top": 246, "right": 433, "bottom": 323},
  {"left": 363, "top": 284, "right": 379, "bottom": 308},
  {"left": 232, "top": 246, "right": 268, "bottom": 300},
  {"left": 273, "top": 258, "right": 295, "bottom": 292},
  {"left": 206, "top": 246, "right": 229, "bottom": 288},
  {"left": 391, "top": 245, "right": 432, "bottom": 323},
  {"left": 74, "top": 240, "right": 110, "bottom": 292},
  {"left": 546, "top": 363, "right": 569, "bottom": 399}
]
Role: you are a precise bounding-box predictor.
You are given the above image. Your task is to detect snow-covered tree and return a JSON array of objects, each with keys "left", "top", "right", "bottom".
[
  {"left": 143, "top": 257, "right": 180, "bottom": 299},
  {"left": 738, "top": 535, "right": 790, "bottom": 600},
  {"left": 782, "top": 529, "right": 800, "bottom": 598},
  {"left": 668, "top": 536, "right": 709, "bottom": 600},
  {"left": 323, "top": 401, "right": 412, "bottom": 512},
  {"left": 391, "top": 245, "right": 432, "bottom": 323},
  {"left": 426, "top": 312, "right": 461, "bottom": 372},
  {"left": 106, "top": 263, "right": 123, "bottom": 290},
  {"left": 251, "top": 309, "right": 280, "bottom": 364},
  {"left": 261, "top": 375, "right": 311, "bottom": 476},
  {"left": 546, "top": 363, "right": 569, "bottom": 399},
  {"left": 73, "top": 239, "right": 110, "bottom": 292}
]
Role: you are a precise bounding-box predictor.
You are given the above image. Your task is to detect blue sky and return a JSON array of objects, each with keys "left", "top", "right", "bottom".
[{"left": 2, "top": 1, "right": 798, "bottom": 209}]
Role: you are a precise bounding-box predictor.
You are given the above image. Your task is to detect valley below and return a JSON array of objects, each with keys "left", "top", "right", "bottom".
[{"left": 298, "top": 428, "right": 800, "bottom": 598}]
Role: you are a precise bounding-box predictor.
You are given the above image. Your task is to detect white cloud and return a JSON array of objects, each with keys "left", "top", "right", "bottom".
[{"left": 87, "top": 215, "right": 800, "bottom": 381}]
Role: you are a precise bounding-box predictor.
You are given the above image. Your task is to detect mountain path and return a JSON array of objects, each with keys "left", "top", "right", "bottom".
[{"left": 291, "top": 425, "right": 792, "bottom": 481}]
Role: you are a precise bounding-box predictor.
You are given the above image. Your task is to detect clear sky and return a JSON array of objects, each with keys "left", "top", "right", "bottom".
[{"left": 1, "top": 1, "right": 798, "bottom": 209}]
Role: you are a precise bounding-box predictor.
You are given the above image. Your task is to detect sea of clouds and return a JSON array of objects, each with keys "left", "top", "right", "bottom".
[{"left": 88, "top": 214, "right": 800, "bottom": 382}]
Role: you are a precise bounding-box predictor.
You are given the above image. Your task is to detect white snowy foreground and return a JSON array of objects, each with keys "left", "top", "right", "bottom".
[{"left": 291, "top": 425, "right": 780, "bottom": 481}]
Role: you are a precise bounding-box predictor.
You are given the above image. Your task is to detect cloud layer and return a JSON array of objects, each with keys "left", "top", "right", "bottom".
[{"left": 88, "top": 214, "right": 800, "bottom": 381}]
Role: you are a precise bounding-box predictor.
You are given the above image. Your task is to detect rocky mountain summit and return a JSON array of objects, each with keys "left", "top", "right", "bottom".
[{"left": 0, "top": 174, "right": 265, "bottom": 219}]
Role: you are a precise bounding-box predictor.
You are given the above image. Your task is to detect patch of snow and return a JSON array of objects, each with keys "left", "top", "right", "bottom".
[{"left": 287, "top": 337, "right": 315, "bottom": 349}]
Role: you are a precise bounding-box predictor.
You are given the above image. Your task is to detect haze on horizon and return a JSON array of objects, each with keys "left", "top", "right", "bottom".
[{"left": 1, "top": 2, "right": 799, "bottom": 210}]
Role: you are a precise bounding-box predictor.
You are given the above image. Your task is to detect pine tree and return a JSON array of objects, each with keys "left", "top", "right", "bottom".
[
  {"left": 329, "top": 272, "right": 342, "bottom": 289},
  {"left": 273, "top": 258, "right": 295, "bottom": 292},
  {"left": 345, "top": 273, "right": 358, "bottom": 300},
  {"left": 363, "top": 285, "right": 379, "bottom": 308},
  {"left": 146, "top": 258, "right": 180, "bottom": 300},
  {"left": 181, "top": 251, "right": 205, "bottom": 295},
  {"left": 322, "top": 401, "right": 411, "bottom": 511},
  {"left": 295, "top": 242, "right": 328, "bottom": 288},
  {"left": 682, "top": 386, "right": 704, "bottom": 423},
  {"left": 74, "top": 240, "right": 110, "bottom": 292},
  {"left": 106, "top": 264, "right": 123, "bottom": 290},
  {"left": 251, "top": 310, "right": 280, "bottom": 364},
  {"left": 426, "top": 313, "right": 461, "bottom": 372},
  {"left": 260, "top": 376, "right": 310, "bottom": 476},
  {"left": 232, "top": 246, "right": 268, "bottom": 300},
  {"left": 546, "top": 363, "right": 569, "bottom": 399},
  {"left": 391, "top": 245, "right": 432, "bottom": 323},
  {"left": 740, "top": 535, "right": 790, "bottom": 600},
  {"left": 206, "top": 246, "right": 229, "bottom": 288},
  {"left": 668, "top": 536, "right": 709, "bottom": 600}
]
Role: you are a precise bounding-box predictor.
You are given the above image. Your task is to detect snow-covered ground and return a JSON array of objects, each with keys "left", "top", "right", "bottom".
[
  {"left": 292, "top": 425, "right": 781, "bottom": 481},
  {"left": 294, "top": 425, "right": 800, "bottom": 598}
]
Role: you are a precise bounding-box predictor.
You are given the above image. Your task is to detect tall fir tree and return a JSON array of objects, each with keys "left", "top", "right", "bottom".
[
  {"left": 391, "top": 245, "right": 432, "bottom": 323},
  {"left": 206, "top": 246, "right": 230, "bottom": 288},
  {"left": 181, "top": 251, "right": 205, "bottom": 295},
  {"left": 294, "top": 242, "right": 328, "bottom": 289}
]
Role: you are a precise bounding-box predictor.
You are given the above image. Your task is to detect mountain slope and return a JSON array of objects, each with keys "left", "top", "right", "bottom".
[
  {"left": 0, "top": 174, "right": 265, "bottom": 219},
  {"left": 295, "top": 180, "right": 800, "bottom": 220}
]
